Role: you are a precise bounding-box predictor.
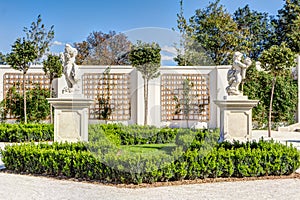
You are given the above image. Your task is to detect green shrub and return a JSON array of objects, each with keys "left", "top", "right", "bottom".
[
  {"left": 89, "top": 123, "right": 177, "bottom": 145},
  {"left": 0, "top": 123, "right": 54, "bottom": 142},
  {"left": 1, "top": 137, "right": 299, "bottom": 184}
]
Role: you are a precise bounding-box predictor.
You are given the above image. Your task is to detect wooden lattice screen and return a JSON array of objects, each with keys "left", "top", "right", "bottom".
[
  {"left": 3, "top": 73, "right": 50, "bottom": 119},
  {"left": 161, "top": 74, "right": 210, "bottom": 122},
  {"left": 83, "top": 73, "right": 130, "bottom": 121}
]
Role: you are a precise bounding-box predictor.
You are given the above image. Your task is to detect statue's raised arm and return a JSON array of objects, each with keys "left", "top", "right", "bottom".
[{"left": 226, "top": 51, "right": 252, "bottom": 96}]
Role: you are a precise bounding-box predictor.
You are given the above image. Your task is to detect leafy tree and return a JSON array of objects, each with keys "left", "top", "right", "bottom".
[
  {"left": 74, "top": 41, "right": 90, "bottom": 65},
  {"left": 6, "top": 38, "right": 38, "bottom": 124},
  {"left": 233, "top": 5, "right": 274, "bottom": 60},
  {"left": 23, "top": 14, "right": 54, "bottom": 62},
  {"left": 188, "top": 0, "right": 245, "bottom": 65},
  {"left": 2, "top": 85, "right": 50, "bottom": 122},
  {"left": 43, "top": 54, "right": 63, "bottom": 123},
  {"left": 0, "top": 52, "right": 6, "bottom": 64},
  {"left": 259, "top": 43, "right": 295, "bottom": 136},
  {"left": 173, "top": 78, "right": 205, "bottom": 128},
  {"left": 74, "top": 31, "right": 131, "bottom": 65},
  {"left": 274, "top": 0, "right": 300, "bottom": 52},
  {"left": 244, "top": 66, "right": 297, "bottom": 128},
  {"left": 129, "top": 41, "right": 161, "bottom": 125},
  {"left": 174, "top": 1, "right": 214, "bottom": 66}
]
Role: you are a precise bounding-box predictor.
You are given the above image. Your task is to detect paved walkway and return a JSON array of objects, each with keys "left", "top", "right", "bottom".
[{"left": 0, "top": 130, "right": 300, "bottom": 199}]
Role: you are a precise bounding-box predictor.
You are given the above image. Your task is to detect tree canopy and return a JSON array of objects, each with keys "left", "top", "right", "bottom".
[{"left": 74, "top": 31, "right": 131, "bottom": 65}]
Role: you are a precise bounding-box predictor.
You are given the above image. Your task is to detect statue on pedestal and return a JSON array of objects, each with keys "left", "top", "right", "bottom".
[
  {"left": 226, "top": 52, "right": 252, "bottom": 96},
  {"left": 60, "top": 44, "right": 80, "bottom": 93}
]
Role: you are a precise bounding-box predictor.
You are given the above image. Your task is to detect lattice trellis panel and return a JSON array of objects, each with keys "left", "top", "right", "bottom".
[
  {"left": 3, "top": 73, "right": 50, "bottom": 119},
  {"left": 161, "top": 74, "right": 210, "bottom": 122},
  {"left": 83, "top": 73, "right": 130, "bottom": 121}
]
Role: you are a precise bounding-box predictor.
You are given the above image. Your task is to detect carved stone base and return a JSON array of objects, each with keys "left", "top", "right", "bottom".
[
  {"left": 47, "top": 98, "right": 94, "bottom": 142},
  {"left": 214, "top": 96, "right": 258, "bottom": 142}
]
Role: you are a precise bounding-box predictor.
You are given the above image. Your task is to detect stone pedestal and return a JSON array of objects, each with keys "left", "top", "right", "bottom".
[
  {"left": 214, "top": 96, "right": 258, "bottom": 142},
  {"left": 47, "top": 98, "right": 94, "bottom": 142}
]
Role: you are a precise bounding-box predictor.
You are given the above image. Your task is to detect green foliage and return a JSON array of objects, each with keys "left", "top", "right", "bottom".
[
  {"left": 0, "top": 123, "right": 53, "bottom": 142},
  {"left": 23, "top": 14, "right": 55, "bottom": 62},
  {"left": 1, "top": 85, "right": 50, "bottom": 123},
  {"left": 129, "top": 40, "right": 161, "bottom": 125},
  {"left": 42, "top": 54, "right": 63, "bottom": 86},
  {"left": 188, "top": 0, "right": 245, "bottom": 65},
  {"left": 88, "top": 123, "right": 178, "bottom": 145},
  {"left": 6, "top": 37, "right": 38, "bottom": 124},
  {"left": 2, "top": 135, "right": 299, "bottom": 184},
  {"left": 233, "top": 5, "right": 274, "bottom": 60},
  {"left": 6, "top": 38, "right": 37, "bottom": 73},
  {"left": 275, "top": 0, "right": 300, "bottom": 52},
  {"left": 258, "top": 43, "right": 295, "bottom": 133},
  {"left": 96, "top": 67, "right": 114, "bottom": 121},
  {"left": 259, "top": 43, "right": 295, "bottom": 75},
  {"left": 244, "top": 66, "right": 297, "bottom": 128},
  {"left": 0, "top": 52, "right": 6, "bottom": 64},
  {"left": 129, "top": 40, "right": 161, "bottom": 80}
]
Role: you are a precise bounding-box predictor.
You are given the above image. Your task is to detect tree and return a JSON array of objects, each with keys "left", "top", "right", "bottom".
[
  {"left": 43, "top": 54, "right": 63, "bottom": 123},
  {"left": 23, "top": 14, "right": 54, "bottom": 63},
  {"left": 2, "top": 85, "right": 50, "bottom": 122},
  {"left": 259, "top": 43, "right": 295, "bottom": 136},
  {"left": 274, "top": 0, "right": 300, "bottom": 52},
  {"left": 233, "top": 5, "right": 274, "bottom": 60},
  {"left": 244, "top": 66, "right": 297, "bottom": 128},
  {"left": 174, "top": 0, "right": 214, "bottom": 66},
  {"left": 129, "top": 41, "right": 161, "bottom": 125},
  {"left": 74, "top": 41, "right": 90, "bottom": 65},
  {"left": 0, "top": 52, "right": 6, "bottom": 64},
  {"left": 188, "top": 0, "right": 245, "bottom": 65},
  {"left": 6, "top": 38, "right": 38, "bottom": 124},
  {"left": 74, "top": 31, "right": 131, "bottom": 65}
]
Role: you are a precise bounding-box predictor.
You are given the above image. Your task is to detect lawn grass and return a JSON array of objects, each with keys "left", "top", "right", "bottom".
[{"left": 121, "top": 143, "right": 177, "bottom": 155}]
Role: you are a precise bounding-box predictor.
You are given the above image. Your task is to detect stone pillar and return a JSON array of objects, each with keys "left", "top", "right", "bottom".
[
  {"left": 214, "top": 96, "right": 258, "bottom": 142},
  {"left": 47, "top": 98, "right": 94, "bottom": 142}
]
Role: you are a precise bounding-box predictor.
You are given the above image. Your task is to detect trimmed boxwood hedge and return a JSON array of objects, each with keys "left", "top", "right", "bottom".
[
  {"left": 0, "top": 123, "right": 54, "bottom": 142},
  {"left": 1, "top": 127, "right": 299, "bottom": 184}
]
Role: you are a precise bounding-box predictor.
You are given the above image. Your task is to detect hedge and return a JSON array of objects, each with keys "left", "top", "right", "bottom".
[
  {"left": 89, "top": 124, "right": 178, "bottom": 145},
  {"left": 0, "top": 123, "right": 54, "bottom": 142},
  {"left": 1, "top": 136, "right": 299, "bottom": 184}
]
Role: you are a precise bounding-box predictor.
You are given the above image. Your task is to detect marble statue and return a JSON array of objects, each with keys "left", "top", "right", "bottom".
[
  {"left": 226, "top": 51, "right": 252, "bottom": 96},
  {"left": 60, "top": 44, "right": 80, "bottom": 93}
]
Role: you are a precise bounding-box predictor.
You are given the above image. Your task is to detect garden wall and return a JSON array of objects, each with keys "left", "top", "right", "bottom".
[{"left": 0, "top": 65, "right": 230, "bottom": 128}]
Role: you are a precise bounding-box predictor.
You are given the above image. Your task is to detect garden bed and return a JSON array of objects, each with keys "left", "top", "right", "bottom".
[{"left": 1, "top": 124, "right": 300, "bottom": 185}]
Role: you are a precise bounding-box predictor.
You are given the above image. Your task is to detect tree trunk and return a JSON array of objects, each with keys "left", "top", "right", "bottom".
[
  {"left": 49, "top": 80, "right": 53, "bottom": 124},
  {"left": 144, "top": 79, "right": 148, "bottom": 126},
  {"left": 268, "top": 77, "right": 276, "bottom": 137},
  {"left": 23, "top": 72, "right": 27, "bottom": 124}
]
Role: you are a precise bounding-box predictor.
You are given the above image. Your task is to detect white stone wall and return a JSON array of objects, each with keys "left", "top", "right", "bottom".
[{"left": 0, "top": 64, "right": 230, "bottom": 128}]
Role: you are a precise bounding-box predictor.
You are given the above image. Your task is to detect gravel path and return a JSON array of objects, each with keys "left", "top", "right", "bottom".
[{"left": 0, "top": 173, "right": 300, "bottom": 200}]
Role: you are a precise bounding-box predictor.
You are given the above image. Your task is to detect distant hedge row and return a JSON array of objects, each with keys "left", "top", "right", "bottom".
[{"left": 0, "top": 123, "right": 54, "bottom": 142}]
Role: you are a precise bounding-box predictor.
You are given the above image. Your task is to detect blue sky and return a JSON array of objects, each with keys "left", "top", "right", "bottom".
[{"left": 0, "top": 0, "right": 285, "bottom": 59}]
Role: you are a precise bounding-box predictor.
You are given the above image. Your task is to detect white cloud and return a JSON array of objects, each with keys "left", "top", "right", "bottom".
[
  {"left": 161, "top": 54, "right": 175, "bottom": 61},
  {"left": 52, "top": 41, "right": 64, "bottom": 46},
  {"left": 161, "top": 45, "right": 177, "bottom": 55}
]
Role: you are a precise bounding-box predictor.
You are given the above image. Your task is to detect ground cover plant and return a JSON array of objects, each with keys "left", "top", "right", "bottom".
[{"left": 1, "top": 123, "right": 300, "bottom": 184}]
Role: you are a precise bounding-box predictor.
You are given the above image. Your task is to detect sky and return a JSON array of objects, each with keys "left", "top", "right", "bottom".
[{"left": 0, "top": 0, "right": 285, "bottom": 64}]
